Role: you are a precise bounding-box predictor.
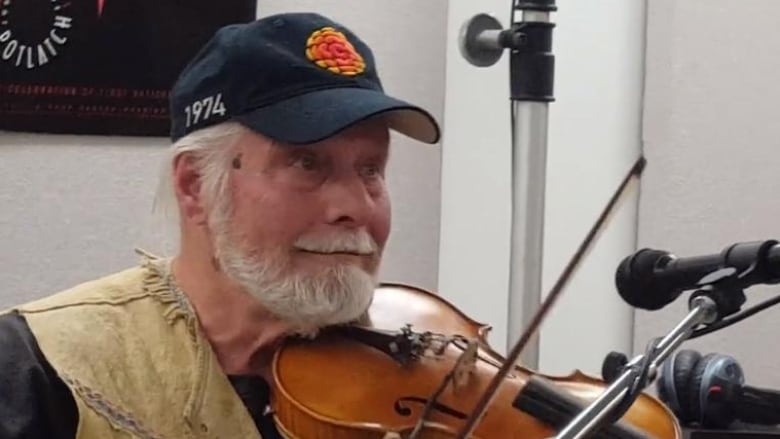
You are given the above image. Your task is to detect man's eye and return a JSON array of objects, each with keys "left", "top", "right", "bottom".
[
  {"left": 293, "top": 155, "right": 318, "bottom": 170},
  {"left": 362, "top": 165, "right": 379, "bottom": 177}
]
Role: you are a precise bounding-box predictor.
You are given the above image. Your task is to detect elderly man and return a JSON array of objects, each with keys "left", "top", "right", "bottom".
[{"left": 0, "top": 12, "right": 439, "bottom": 439}]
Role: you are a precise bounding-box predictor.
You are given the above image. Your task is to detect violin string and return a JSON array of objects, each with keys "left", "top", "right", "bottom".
[
  {"left": 407, "top": 362, "right": 457, "bottom": 438},
  {"left": 407, "top": 336, "right": 474, "bottom": 439},
  {"left": 453, "top": 156, "right": 647, "bottom": 439}
]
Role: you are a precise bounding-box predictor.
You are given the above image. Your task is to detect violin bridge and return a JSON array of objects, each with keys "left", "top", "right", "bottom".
[{"left": 451, "top": 339, "right": 478, "bottom": 390}]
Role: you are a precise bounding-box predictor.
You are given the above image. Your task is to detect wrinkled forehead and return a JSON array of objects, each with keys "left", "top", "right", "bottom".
[{"left": 234, "top": 118, "right": 391, "bottom": 159}]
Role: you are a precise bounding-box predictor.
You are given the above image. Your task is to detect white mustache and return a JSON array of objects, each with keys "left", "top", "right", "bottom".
[{"left": 294, "top": 230, "right": 378, "bottom": 255}]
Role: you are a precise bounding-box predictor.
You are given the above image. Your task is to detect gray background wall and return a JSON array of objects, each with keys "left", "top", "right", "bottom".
[
  {"left": 0, "top": 0, "right": 447, "bottom": 309},
  {"left": 636, "top": 0, "right": 780, "bottom": 387}
]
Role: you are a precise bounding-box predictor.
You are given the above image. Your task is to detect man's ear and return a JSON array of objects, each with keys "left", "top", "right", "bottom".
[{"left": 172, "top": 154, "right": 208, "bottom": 226}]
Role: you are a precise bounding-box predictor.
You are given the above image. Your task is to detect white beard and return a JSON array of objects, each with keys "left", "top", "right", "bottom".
[{"left": 210, "top": 212, "right": 379, "bottom": 336}]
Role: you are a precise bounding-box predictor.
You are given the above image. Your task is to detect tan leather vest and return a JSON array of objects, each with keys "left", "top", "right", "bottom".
[{"left": 8, "top": 251, "right": 265, "bottom": 439}]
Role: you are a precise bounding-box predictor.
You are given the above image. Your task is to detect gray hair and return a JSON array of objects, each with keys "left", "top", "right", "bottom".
[{"left": 153, "top": 121, "right": 249, "bottom": 243}]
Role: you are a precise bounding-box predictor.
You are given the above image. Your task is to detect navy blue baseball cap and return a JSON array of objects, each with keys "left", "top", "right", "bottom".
[{"left": 169, "top": 12, "right": 440, "bottom": 145}]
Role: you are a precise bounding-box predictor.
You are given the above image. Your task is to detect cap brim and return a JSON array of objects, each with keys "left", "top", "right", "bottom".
[{"left": 234, "top": 87, "right": 440, "bottom": 145}]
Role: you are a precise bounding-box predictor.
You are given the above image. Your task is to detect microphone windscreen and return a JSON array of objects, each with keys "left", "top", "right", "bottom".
[{"left": 615, "top": 249, "right": 678, "bottom": 310}]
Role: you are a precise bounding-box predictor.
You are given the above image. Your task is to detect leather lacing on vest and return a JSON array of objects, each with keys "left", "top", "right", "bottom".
[{"left": 135, "top": 248, "right": 216, "bottom": 431}]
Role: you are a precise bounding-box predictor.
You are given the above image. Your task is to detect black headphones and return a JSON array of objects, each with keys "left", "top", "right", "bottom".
[{"left": 657, "top": 349, "right": 780, "bottom": 429}]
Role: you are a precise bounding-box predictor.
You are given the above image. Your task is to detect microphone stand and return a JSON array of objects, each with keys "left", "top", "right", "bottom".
[
  {"left": 553, "top": 282, "right": 748, "bottom": 439},
  {"left": 459, "top": 0, "right": 556, "bottom": 369}
]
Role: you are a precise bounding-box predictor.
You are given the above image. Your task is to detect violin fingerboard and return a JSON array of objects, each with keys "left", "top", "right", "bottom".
[{"left": 512, "top": 375, "right": 651, "bottom": 439}]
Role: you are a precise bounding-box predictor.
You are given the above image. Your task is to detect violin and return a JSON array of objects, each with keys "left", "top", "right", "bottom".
[
  {"left": 267, "top": 157, "right": 682, "bottom": 439},
  {"left": 270, "top": 283, "right": 682, "bottom": 439}
]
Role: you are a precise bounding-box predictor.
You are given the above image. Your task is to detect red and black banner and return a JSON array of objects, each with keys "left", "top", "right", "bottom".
[{"left": 0, "top": 0, "right": 255, "bottom": 137}]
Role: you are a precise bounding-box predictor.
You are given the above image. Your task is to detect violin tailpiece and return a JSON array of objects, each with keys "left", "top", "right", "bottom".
[
  {"left": 336, "top": 324, "right": 479, "bottom": 368},
  {"left": 512, "top": 375, "right": 651, "bottom": 439}
]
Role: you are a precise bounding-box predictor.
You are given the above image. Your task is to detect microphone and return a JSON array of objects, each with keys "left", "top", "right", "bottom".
[{"left": 615, "top": 240, "right": 780, "bottom": 310}]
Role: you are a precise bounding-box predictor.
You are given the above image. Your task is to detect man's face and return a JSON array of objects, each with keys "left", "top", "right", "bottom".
[{"left": 208, "top": 120, "right": 391, "bottom": 332}]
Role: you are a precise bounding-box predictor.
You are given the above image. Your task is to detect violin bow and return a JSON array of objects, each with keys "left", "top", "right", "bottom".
[{"left": 454, "top": 155, "right": 647, "bottom": 439}]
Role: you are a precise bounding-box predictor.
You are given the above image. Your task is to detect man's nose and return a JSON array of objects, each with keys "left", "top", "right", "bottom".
[{"left": 322, "top": 177, "right": 374, "bottom": 227}]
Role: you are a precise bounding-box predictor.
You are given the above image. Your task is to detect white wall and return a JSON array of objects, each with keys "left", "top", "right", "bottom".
[
  {"left": 0, "top": 0, "right": 447, "bottom": 308},
  {"left": 636, "top": 0, "right": 780, "bottom": 388},
  {"left": 439, "top": 0, "right": 646, "bottom": 376},
  {"left": 0, "top": 135, "right": 169, "bottom": 308}
]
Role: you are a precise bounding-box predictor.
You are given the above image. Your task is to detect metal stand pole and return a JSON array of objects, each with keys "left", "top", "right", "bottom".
[{"left": 459, "top": 0, "right": 557, "bottom": 369}]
